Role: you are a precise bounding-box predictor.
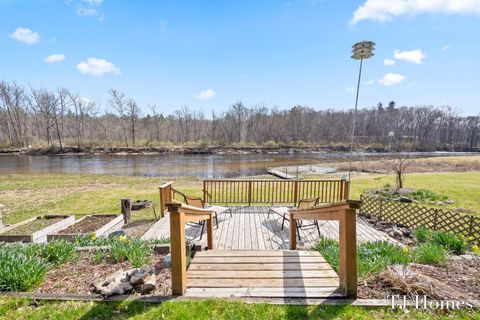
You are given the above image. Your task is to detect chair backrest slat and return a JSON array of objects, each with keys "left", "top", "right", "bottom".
[
  {"left": 297, "top": 197, "right": 318, "bottom": 210},
  {"left": 185, "top": 196, "right": 204, "bottom": 209}
]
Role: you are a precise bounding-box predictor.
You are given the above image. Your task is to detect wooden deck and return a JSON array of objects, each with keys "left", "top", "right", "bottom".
[
  {"left": 185, "top": 250, "right": 342, "bottom": 298},
  {"left": 143, "top": 206, "right": 396, "bottom": 249}
]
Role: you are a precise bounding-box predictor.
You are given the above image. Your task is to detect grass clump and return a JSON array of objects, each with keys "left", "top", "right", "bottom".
[
  {"left": 111, "top": 238, "right": 150, "bottom": 268},
  {"left": 431, "top": 231, "right": 466, "bottom": 254},
  {"left": 0, "top": 245, "right": 50, "bottom": 291},
  {"left": 411, "top": 242, "right": 448, "bottom": 265},
  {"left": 36, "top": 240, "right": 76, "bottom": 264},
  {"left": 410, "top": 189, "right": 448, "bottom": 202},
  {"left": 413, "top": 226, "right": 431, "bottom": 244},
  {"left": 314, "top": 238, "right": 409, "bottom": 278}
]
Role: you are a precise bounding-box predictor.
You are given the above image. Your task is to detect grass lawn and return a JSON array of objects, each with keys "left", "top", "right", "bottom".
[
  {"left": 0, "top": 171, "right": 479, "bottom": 224},
  {"left": 1, "top": 298, "right": 479, "bottom": 320}
]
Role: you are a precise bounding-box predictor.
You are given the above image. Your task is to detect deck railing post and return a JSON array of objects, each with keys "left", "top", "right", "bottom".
[
  {"left": 169, "top": 203, "right": 187, "bottom": 295},
  {"left": 159, "top": 181, "right": 173, "bottom": 218},
  {"left": 248, "top": 181, "right": 252, "bottom": 206},
  {"left": 293, "top": 180, "right": 299, "bottom": 206},
  {"left": 339, "top": 206, "right": 357, "bottom": 298}
]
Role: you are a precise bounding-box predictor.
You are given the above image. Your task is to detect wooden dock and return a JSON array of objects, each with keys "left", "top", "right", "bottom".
[
  {"left": 144, "top": 206, "right": 397, "bottom": 249},
  {"left": 267, "top": 168, "right": 297, "bottom": 179},
  {"left": 185, "top": 250, "right": 342, "bottom": 298}
]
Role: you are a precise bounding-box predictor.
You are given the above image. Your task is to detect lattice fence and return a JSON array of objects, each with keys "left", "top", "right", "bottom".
[{"left": 360, "top": 195, "right": 480, "bottom": 241}]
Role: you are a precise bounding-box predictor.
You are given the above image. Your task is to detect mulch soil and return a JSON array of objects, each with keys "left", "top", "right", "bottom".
[
  {"left": 57, "top": 216, "right": 114, "bottom": 234},
  {"left": 358, "top": 257, "right": 480, "bottom": 301},
  {"left": 35, "top": 252, "right": 171, "bottom": 296},
  {"left": 2, "top": 217, "right": 65, "bottom": 235},
  {"left": 122, "top": 219, "right": 156, "bottom": 239}
]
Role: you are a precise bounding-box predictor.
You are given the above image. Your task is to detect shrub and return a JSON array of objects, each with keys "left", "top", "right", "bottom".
[
  {"left": 431, "top": 231, "right": 466, "bottom": 254},
  {"left": 111, "top": 238, "right": 150, "bottom": 268},
  {"left": 412, "top": 243, "right": 448, "bottom": 265},
  {"left": 263, "top": 140, "right": 278, "bottom": 148},
  {"left": 0, "top": 245, "right": 50, "bottom": 291},
  {"left": 413, "top": 227, "right": 431, "bottom": 244},
  {"left": 37, "top": 240, "right": 76, "bottom": 264}
]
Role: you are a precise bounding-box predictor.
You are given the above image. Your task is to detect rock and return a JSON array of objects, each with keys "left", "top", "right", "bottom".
[
  {"left": 129, "top": 266, "right": 154, "bottom": 285},
  {"left": 390, "top": 227, "right": 404, "bottom": 238},
  {"left": 445, "top": 199, "right": 455, "bottom": 204},
  {"left": 137, "top": 274, "right": 156, "bottom": 294},
  {"left": 399, "top": 196, "right": 413, "bottom": 203},
  {"left": 163, "top": 254, "right": 172, "bottom": 268},
  {"left": 92, "top": 269, "right": 134, "bottom": 296}
]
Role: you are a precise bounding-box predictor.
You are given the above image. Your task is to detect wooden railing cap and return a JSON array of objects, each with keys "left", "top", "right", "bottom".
[
  {"left": 346, "top": 200, "right": 362, "bottom": 209},
  {"left": 159, "top": 181, "right": 174, "bottom": 189}
]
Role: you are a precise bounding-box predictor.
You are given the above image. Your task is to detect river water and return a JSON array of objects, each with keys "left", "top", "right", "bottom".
[{"left": 0, "top": 152, "right": 475, "bottom": 178}]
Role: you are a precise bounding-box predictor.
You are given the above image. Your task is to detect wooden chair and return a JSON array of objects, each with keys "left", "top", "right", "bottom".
[
  {"left": 184, "top": 195, "right": 232, "bottom": 240},
  {"left": 268, "top": 198, "right": 320, "bottom": 240}
]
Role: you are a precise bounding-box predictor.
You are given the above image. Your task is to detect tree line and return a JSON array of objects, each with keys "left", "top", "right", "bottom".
[{"left": 0, "top": 80, "right": 478, "bottom": 151}]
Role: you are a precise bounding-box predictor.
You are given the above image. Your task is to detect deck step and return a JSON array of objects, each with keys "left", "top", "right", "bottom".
[{"left": 185, "top": 250, "right": 341, "bottom": 298}]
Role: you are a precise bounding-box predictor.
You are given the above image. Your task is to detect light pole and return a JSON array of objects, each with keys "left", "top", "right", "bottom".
[{"left": 347, "top": 41, "right": 375, "bottom": 181}]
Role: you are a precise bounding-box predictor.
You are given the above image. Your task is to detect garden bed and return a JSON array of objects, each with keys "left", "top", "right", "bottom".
[
  {"left": 34, "top": 251, "right": 171, "bottom": 296},
  {"left": 48, "top": 214, "right": 124, "bottom": 241},
  {"left": 122, "top": 219, "right": 157, "bottom": 239},
  {"left": 0, "top": 215, "right": 74, "bottom": 243}
]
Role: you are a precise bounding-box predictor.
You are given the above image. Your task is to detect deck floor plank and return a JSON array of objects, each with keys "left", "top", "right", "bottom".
[{"left": 144, "top": 206, "right": 398, "bottom": 249}]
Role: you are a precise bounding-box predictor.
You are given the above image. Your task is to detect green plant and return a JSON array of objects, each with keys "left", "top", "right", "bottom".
[
  {"left": 410, "top": 189, "right": 448, "bottom": 202},
  {"left": 37, "top": 240, "right": 76, "bottom": 264},
  {"left": 263, "top": 140, "right": 278, "bottom": 148},
  {"left": 431, "top": 231, "right": 466, "bottom": 254},
  {"left": 412, "top": 242, "right": 448, "bottom": 265},
  {"left": 313, "top": 237, "right": 340, "bottom": 271},
  {"left": 0, "top": 245, "right": 50, "bottom": 291},
  {"left": 413, "top": 227, "right": 431, "bottom": 244},
  {"left": 110, "top": 239, "right": 150, "bottom": 268},
  {"left": 93, "top": 250, "right": 107, "bottom": 264},
  {"left": 314, "top": 238, "right": 409, "bottom": 279}
]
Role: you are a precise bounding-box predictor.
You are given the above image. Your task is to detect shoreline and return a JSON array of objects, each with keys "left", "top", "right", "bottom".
[{"left": 1, "top": 145, "right": 479, "bottom": 156}]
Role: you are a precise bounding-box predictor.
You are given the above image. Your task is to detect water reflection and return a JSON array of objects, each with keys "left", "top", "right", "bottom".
[{"left": 0, "top": 152, "right": 474, "bottom": 178}]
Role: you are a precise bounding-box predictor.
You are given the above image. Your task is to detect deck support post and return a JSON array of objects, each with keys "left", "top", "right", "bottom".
[
  {"left": 339, "top": 207, "right": 357, "bottom": 298},
  {"left": 169, "top": 203, "right": 187, "bottom": 295},
  {"left": 207, "top": 215, "right": 214, "bottom": 250},
  {"left": 289, "top": 212, "right": 297, "bottom": 250}
]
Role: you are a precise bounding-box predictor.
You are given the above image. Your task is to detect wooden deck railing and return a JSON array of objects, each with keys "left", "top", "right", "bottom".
[
  {"left": 289, "top": 200, "right": 361, "bottom": 298},
  {"left": 167, "top": 202, "right": 214, "bottom": 295},
  {"left": 203, "top": 179, "right": 349, "bottom": 205}
]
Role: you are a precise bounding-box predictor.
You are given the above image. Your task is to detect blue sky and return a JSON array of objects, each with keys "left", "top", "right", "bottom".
[{"left": 1, "top": 0, "right": 480, "bottom": 115}]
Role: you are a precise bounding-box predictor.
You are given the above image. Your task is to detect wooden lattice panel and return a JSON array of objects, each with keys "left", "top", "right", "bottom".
[{"left": 360, "top": 196, "right": 480, "bottom": 241}]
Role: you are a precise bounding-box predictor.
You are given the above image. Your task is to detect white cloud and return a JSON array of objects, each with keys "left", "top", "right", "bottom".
[
  {"left": 442, "top": 44, "right": 451, "bottom": 51},
  {"left": 351, "top": 0, "right": 480, "bottom": 24},
  {"left": 78, "top": 96, "right": 93, "bottom": 105},
  {"left": 76, "top": 7, "right": 98, "bottom": 16},
  {"left": 384, "top": 58, "right": 395, "bottom": 66},
  {"left": 363, "top": 79, "right": 375, "bottom": 85},
  {"left": 379, "top": 72, "right": 406, "bottom": 86},
  {"left": 76, "top": 58, "right": 120, "bottom": 76},
  {"left": 196, "top": 89, "right": 216, "bottom": 99},
  {"left": 44, "top": 54, "right": 65, "bottom": 64},
  {"left": 9, "top": 27, "right": 39, "bottom": 45},
  {"left": 345, "top": 86, "right": 356, "bottom": 93},
  {"left": 81, "top": 0, "right": 103, "bottom": 5},
  {"left": 393, "top": 49, "right": 426, "bottom": 64}
]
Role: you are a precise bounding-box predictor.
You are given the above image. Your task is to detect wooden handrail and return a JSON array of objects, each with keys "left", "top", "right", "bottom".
[
  {"left": 289, "top": 200, "right": 361, "bottom": 298},
  {"left": 203, "top": 179, "right": 349, "bottom": 205},
  {"left": 167, "top": 202, "right": 214, "bottom": 295}
]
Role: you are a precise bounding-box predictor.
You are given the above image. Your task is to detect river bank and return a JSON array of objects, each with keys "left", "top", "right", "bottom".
[{"left": 1, "top": 145, "right": 479, "bottom": 156}]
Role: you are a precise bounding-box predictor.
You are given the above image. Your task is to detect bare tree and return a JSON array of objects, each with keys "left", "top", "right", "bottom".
[
  {"left": 109, "top": 89, "right": 129, "bottom": 146},
  {"left": 126, "top": 98, "right": 142, "bottom": 147}
]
